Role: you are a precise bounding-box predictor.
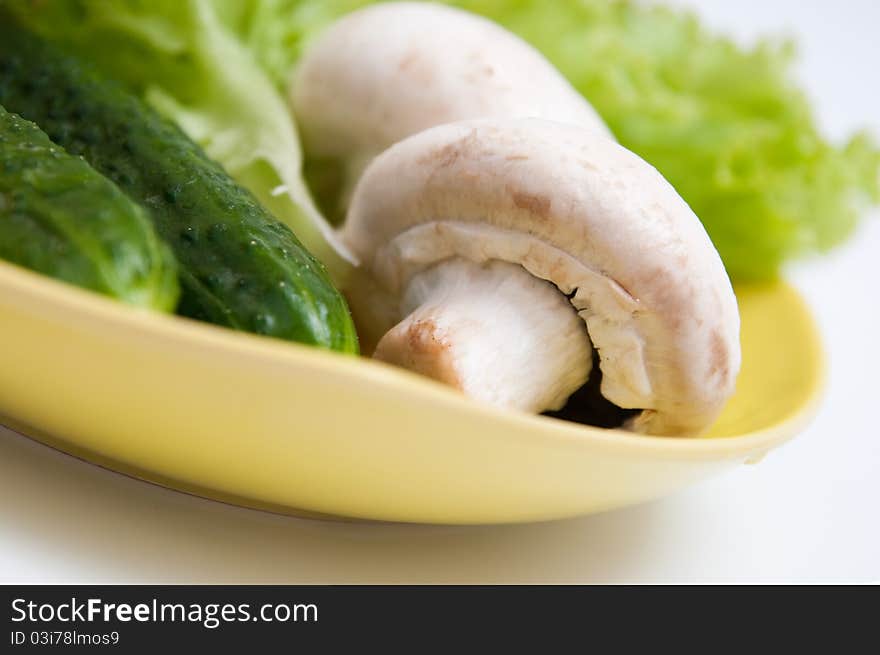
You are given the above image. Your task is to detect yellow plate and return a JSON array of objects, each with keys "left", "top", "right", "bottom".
[{"left": 0, "top": 260, "right": 824, "bottom": 524}]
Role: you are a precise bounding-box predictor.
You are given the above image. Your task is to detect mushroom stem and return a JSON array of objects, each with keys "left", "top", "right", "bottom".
[{"left": 373, "top": 259, "right": 592, "bottom": 412}]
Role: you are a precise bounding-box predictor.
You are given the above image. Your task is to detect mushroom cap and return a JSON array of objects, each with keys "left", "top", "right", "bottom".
[
  {"left": 291, "top": 1, "right": 611, "bottom": 162},
  {"left": 342, "top": 119, "right": 741, "bottom": 436}
]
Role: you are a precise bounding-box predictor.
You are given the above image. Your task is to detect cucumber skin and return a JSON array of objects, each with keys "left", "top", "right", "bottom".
[
  {"left": 0, "top": 105, "right": 179, "bottom": 310},
  {"left": 0, "top": 25, "right": 358, "bottom": 354}
]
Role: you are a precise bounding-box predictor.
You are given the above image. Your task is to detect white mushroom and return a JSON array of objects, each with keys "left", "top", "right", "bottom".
[
  {"left": 291, "top": 1, "right": 611, "bottom": 215},
  {"left": 342, "top": 119, "right": 741, "bottom": 436}
]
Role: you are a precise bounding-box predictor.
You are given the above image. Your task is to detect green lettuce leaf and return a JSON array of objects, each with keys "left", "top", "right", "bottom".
[
  {"left": 221, "top": 0, "right": 880, "bottom": 282},
  {"left": 11, "top": 0, "right": 879, "bottom": 282},
  {"left": 7, "top": 0, "right": 354, "bottom": 283}
]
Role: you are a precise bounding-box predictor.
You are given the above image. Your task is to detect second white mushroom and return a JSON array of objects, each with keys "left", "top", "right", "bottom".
[{"left": 291, "top": 1, "right": 611, "bottom": 217}]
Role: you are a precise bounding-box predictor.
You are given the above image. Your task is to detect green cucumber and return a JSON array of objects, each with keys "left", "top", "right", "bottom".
[
  {"left": 0, "top": 22, "right": 358, "bottom": 354},
  {"left": 0, "top": 105, "right": 178, "bottom": 310}
]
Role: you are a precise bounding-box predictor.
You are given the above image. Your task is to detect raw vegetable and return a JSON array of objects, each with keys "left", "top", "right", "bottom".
[
  {"left": 0, "top": 105, "right": 179, "bottom": 310},
  {"left": 4, "top": 0, "right": 353, "bottom": 284},
  {"left": 344, "top": 119, "right": 740, "bottom": 435},
  {"left": 0, "top": 23, "right": 358, "bottom": 353},
  {"left": 230, "top": 0, "right": 880, "bottom": 282},
  {"left": 8, "top": 0, "right": 876, "bottom": 280}
]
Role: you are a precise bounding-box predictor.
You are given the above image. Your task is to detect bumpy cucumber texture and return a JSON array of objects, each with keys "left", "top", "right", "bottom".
[
  {"left": 0, "top": 105, "right": 179, "bottom": 310},
  {"left": 0, "top": 23, "right": 358, "bottom": 353}
]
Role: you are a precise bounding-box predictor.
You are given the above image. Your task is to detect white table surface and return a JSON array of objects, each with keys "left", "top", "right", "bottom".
[{"left": 1, "top": 0, "right": 878, "bottom": 584}]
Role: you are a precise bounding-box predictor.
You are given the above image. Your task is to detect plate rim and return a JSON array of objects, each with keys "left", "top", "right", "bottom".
[{"left": 0, "top": 258, "right": 826, "bottom": 463}]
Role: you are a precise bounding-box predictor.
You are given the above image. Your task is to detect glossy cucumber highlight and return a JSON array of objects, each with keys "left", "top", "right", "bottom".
[
  {"left": 0, "top": 105, "right": 179, "bottom": 310},
  {"left": 0, "top": 23, "right": 358, "bottom": 353}
]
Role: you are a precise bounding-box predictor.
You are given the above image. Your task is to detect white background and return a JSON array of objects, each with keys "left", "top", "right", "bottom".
[{"left": 1, "top": 0, "right": 877, "bottom": 583}]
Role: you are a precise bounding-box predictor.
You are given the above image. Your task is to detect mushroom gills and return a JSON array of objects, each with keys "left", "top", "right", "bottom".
[{"left": 373, "top": 258, "right": 592, "bottom": 413}]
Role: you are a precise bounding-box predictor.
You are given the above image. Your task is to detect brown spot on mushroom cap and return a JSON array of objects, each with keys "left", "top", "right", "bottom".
[
  {"left": 398, "top": 52, "right": 418, "bottom": 72},
  {"left": 418, "top": 130, "right": 490, "bottom": 170},
  {"left": 510, "top": 189, "right": 551, "bottom": 218},
  {"left": 418, "top": 142, "right": 461, "bottom": 169},
  {"left": 708, "top": 329, "right": 730, "bottom": 381},
  {"left": 397, "top": 50, "right": 435, "bottom": 85},
  {"left": 637, "top": 266, "right": 702, "bottom": 330}
]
